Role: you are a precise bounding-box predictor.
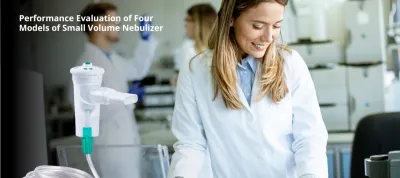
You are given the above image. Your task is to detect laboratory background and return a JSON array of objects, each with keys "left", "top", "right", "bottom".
[{"left": 15, "top": 0, "right": 400, "bottom": 177}]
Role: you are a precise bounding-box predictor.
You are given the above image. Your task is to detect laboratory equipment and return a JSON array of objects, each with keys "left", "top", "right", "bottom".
[
  {"left": 289, "top": 41, "right": 343, "bottom": 66},
  {"left": 310, "top": 1, "right": 328, "bottom": 41},
  {"left": 326, "top": 142, "right": 353, "bottom": 178},
  {"left": 309, "top": 64, "right": 349, "bottom": 131},
  {"left": 387, "top": 0, "right": 400, "bottom": 44},
  {"left": 344, "top": 0, "right": 387, "bottom": 64},
  {"left": 70, "top": 61, "right": 138, "bottom": 141},
  {"left": 23, "top": 62, "right": 139, "bottom": 178},
  {"left": 281, "top": 0, "right": 298, "bottom": 44},
  {"left": 347, "top": 63, "right": 387, "bottom": 130},
  {"left": 288, "top": 19, "right": 346, "bottom": 131},
  {"left": 289, "top": 41, "right": 347, "bottom": 131},
  {"left": 387, "top": 0, "right": 400, "bottom": 112},
  {"left": 23, "top": 166, "right": 94, "bottom": 178},
  {"left": 340, "top": 148, "right": 352, "bottom": 178},
  {"left": 351, "top": 112, "right": 400, "bottom": 178},
  {"left": 343, "top": 0, "right": 394, "bottom": 130},
  {"left": 326, "top": 150, "right": 335, "bottom": 178},
  {"left": 292, "top": 0, "right": 328, "bottom": 41},
  {"left": 136, "top": 85, "right": 175, "bottom": 120},
  {"left": 365, "top": 151, "right": 400, "bottom": 178},
  {"left": 288, "top": 1, "right": 346, "bottom": 132}
]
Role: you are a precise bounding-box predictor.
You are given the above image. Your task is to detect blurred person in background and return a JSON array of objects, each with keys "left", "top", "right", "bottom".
[
  {"left": 170, "top": 3, "right": 217, "bottom": 86},
  {"left": 68, "top": 2, "right": 158, "bottom": 178}
]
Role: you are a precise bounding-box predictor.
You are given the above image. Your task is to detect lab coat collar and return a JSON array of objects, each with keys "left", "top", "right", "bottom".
[
  {"left": 204, "top": 51, "right": 257, "bottom": 72},
  {"left": 238, "top": 56, "right": 257, "bottom": 74}
]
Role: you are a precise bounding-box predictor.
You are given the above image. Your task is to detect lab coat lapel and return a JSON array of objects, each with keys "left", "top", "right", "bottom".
[
  {"left": 247, "top": 60, "right": 262, "bottom": 122},
  {"left": 251, "top": 60, "right": 261, "bottom": 106},
  {"left": 236, "top": 59, "right": 262, "bottom": 121},
  {"left": 236, "top": 82, "right": 251, "bottom": 112}
]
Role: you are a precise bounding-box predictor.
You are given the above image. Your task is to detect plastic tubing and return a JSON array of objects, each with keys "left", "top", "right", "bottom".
[{"left": 23, "top": 154, "right": 100, "bottom": 178}]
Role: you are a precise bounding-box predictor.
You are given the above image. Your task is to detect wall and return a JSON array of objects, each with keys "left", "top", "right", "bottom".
[{"left": 19, "top": 0, "right": 36, "bottom": 70}]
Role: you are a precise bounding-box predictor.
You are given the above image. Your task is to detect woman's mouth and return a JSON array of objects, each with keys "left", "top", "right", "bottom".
[{"left": 252, "top": 42, "right": 267, "bottom": 51}]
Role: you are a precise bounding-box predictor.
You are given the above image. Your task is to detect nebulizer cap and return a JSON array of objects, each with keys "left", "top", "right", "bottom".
[{"left": 70, "top": 62, "right": 105, "bottom": 76}]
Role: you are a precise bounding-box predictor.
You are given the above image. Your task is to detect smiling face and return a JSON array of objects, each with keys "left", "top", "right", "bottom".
[{"left": 232, "top": 2, "right": 284, "bottom": 59}]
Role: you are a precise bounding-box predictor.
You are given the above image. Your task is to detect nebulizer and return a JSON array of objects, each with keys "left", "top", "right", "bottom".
[{"left": 24, "top": 62, "right": 139, "bottom": 178}]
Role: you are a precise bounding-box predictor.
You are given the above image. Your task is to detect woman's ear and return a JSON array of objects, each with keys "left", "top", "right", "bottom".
[{"left": 230, "top": 18, "right": 234, "bottom": 27}]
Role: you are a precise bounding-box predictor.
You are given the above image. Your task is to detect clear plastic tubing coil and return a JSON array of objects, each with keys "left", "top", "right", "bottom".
[{"left": 23, "top": 154, "right": 99, "bottom": 178}]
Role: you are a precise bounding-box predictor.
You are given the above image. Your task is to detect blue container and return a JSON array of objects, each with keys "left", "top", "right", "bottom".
[
  {"left": 341, "top": 151, "right": 352, "bottom": 178},
  {"left": 327, "top": 152, "right": 335, "bottom": 178}
]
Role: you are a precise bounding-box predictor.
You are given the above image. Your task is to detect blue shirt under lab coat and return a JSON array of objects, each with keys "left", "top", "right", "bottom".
[{"left": 237, "top": 56, "right": 257, "bottom": 106}]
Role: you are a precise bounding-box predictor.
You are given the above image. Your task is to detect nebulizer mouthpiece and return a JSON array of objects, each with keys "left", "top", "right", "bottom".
[{"left": 90, "top": 87, "right": 138, "bottom": 105}]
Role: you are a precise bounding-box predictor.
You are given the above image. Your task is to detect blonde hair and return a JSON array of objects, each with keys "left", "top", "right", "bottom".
[
  {"left": 187, "top": 4, "right": 217, "bottom": 53},
  {"left": 208, "top": 0, "right": 291, "bottom": 109}
]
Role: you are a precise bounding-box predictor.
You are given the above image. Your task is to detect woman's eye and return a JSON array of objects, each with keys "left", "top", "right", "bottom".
[
  {"left": 274, "top": 23, "right": 281, "bottom": 29},
  {"left": 253, "top": 25, "right": 263, "bottom": 29}
]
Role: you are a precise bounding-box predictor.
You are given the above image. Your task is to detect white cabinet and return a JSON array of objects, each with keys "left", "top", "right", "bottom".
[
  {"left": 347, "top": 64, "right": 386, "bottom": 130},
  {"left": 310, "top": 65, "right": 348, "bottom": 104},
  {"left": 320, "top": 105, "right": 349, "bottom": 131},
  {"left": 343, "top": 0, "right": 386, "bottom": 63},
  {"left": 290, "top": 42, "right": 344, "bottom": 66},
  {"left": 310, "top": 65, "right": 349, "bottom": 131}
]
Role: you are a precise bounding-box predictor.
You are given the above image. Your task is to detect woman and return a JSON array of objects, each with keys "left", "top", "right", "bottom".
[
  {"left": 169, "top": 0, "right": 328, "bottom": 178},
  {"left": 171, "top": 3, "right": 217, "bottom": 86}
]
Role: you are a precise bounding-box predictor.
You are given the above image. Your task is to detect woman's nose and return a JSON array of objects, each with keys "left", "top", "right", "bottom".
[{"left": 261, "top": 28, "right": 274, "bottom": 43}]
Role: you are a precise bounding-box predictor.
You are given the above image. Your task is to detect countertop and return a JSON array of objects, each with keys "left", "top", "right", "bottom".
[{"left": 49, "top": 129, "right": 354, "bottom": 150}]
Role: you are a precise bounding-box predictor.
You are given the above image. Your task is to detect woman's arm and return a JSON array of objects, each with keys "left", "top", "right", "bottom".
[
  {"left": 168, "top": 59, "right": 208, "bottom": 178},
  {"left": 289, "top": 50, "right": 329, "bottom": 178}
]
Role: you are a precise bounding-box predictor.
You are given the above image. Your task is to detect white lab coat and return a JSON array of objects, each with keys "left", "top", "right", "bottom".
[
  {"left": 169, "top": 49, "right": 329, "bottom": 178},
  {"left": 69, "top": 37, "right": 158, "bottom": 178},
  {"left": 173, "top": 38, "right": 196, "bottom": 71}
]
